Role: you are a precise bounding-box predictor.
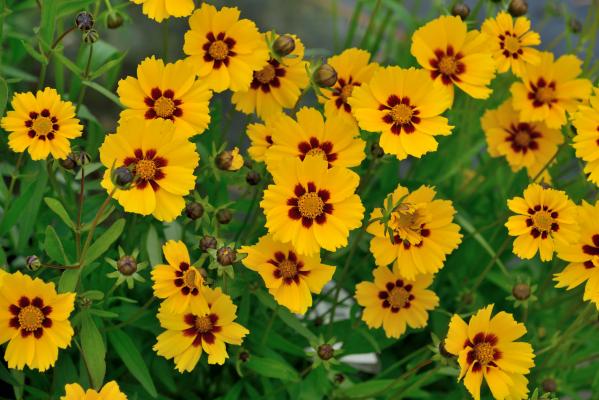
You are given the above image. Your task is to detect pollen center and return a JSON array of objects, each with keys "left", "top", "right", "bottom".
[
  {"left": 33, "top": 117, "right": 53, "bottom": 135},
  {"left": 340, "top": 84, "right": 354, "bottom": 102},
  {"left": 255, "top": 64, "right": 276, "bottom": 84},
  {"left": 209, "top": 40, "right": 229, "bottom": 60},
  {"left": 504, "top": 36, "right": 521, "bottom": 53},
  {"left": 154, "top": 96, "right": 175, "bottom": 118},
  {"left": 390, "top": 104, "right": 413, "bottom": 124},
  {"left": 388, "top": 287, "right": 410, "bottom": 308},
  {"left": 474, "top": 342, "right": 494, "bottom": 365},
  {"left": 136, "top": 160, "right": 156, "bottom": 180},
  {"left": 306, "top": 148, "right": 328, "bottom": 161},
  {"left": 298, "top": 192, "right": 324, "bottom": 219},
  {"left": 194, "top": 316, "right": 213, "bottom": 333},
  {"left": 18, "top": 305, "right": 44, "bottom": 331},
  {"left": 532, "top": 211, "right": 553, "bottom": 232},
  {"left": 514, "top": 131, "right": 531, "bottom": 147},
  {"left": 278, "top": 260, "right": 298, "bottom": 278},
  {"left": 439, "top": 56, "right": 458, "bottom": 75},
  {"left": 183, "top": 269, "right": 198, "bottom": 289},
  {"left": 535, "top": 87, "right": 554, "bottom": 104}
]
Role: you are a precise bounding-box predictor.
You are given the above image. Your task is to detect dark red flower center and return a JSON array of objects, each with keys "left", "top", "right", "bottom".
[
  {"left": 250, "top": 59, "right": 285, "bottom": 93},
  {"left": 183, "top": 313, "right": 221, "bottom": 346},
  {"left": 379, "top": 95, "right": 421, "bottom": 135},
  {"left": 332, "top": 76, "right": 360, "bottom": 113},
  {"left": 378, "top": 279, "right": 415, "bottom": 313},
  {"left": 582, "top": 234, "right": 599, "bottom": 269},
  {"left": 298, "top": 136, "right": 337, "bottom": 166},
  {"left": 8, "top": 296, "right": 53, "bottom": 339},
  {"left": 287, "top": 182, "right": 333, "bottom": 228},
  {"left": 144, "top": 88, "right": 183, "bottom": 120},
  {"left": 268, "top": 250, "right": 310, "bottom": 285},
  {"left": 174, "top": 262, "right": 201, "bottom": 296},
  {"left": 123, "top": 148, "right": 168, "bottom": 191},
  {"left": 203, "top": 32, "right": 237, "bottom": 69},
  {"left": 525, "top": 204, "right": 559, "bottom": 239},
  {"left": 464, "top": 332, "right": 501, "bottom": 372},
  {"left": 429, "top": 46, "right": 465, "bottom": 84},
  {"left": 528, "top": 78, "right": 557, "bottom": 108},
  {"left": 505, "top": 122, "right": 542, "bottom": 154},
  {"left": 24, "top": 109, "right": 59, "bottom": 141}
]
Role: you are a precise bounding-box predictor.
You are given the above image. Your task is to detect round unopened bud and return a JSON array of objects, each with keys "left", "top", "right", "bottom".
[
  {"left": 83, "top": 29, "right": 99, "bottom": 44},
  {"left": 107, "top": 11, "right": 124, "bottom": 29},
  {"left": 26, "top": 255, "right": 42, "bottom": 271},
  {"left": 542, "top": 378, "right": 557, "bottom": 393},
  {"left": 117, "top": 255, "right": 137, "bottom": 276},
  {"left": 199, "top": 235, "right": 217, "bottom": 252},
  {"left": 439, "top": 339, "right": 454, "bottom": 358},
  {"left": 508, "top": 0, "right": 528, "bottom": 17},
  {"left": 569, "top": 18, "right": 582, "bottom": 34},
  {"left": 334, "top": 373, "right": 345, "bottom": 384},
  {"left": 216, "top": 246, "right": 237, "bottom": 266},
  {"left": 239, "top": 351, "right": 250, "bottom": 362},
  {"left": 112, "top": 166, "right": 134, "bottom": 188},
  {"left": 451, "top": 3, "right": 470, "bottom": 19},
  {"left": 313, "top": 64, "right": 337, "bottom": 88},
  {"left": 512, "top": 283, "right": 531, "bottom": 300},
  {"left": 317, "top": 344, "right": 334, "bottom": 360},
  {"left": 215, "top": 150, "right": 234, "bottom": 171},
  {"left": 370, "top": 142, "right": 384, "bottom": 158},
  {"left": 75, "top": 11, "right": 94, "bottom": 31},
  {"left": 273, "top": 35, "right": 296, "bottom": 57},
  {"left": 59, "top": 154, "right": 77, "bottom": 170},
  {"left": 246, "top": 171, "right": 261, "bottom": 186},
  {"left": 216, "top": 208, "right": 232, "bottom": 224},
  {"left": 185, "top": 202, "right": 204, "bottom": 220}
]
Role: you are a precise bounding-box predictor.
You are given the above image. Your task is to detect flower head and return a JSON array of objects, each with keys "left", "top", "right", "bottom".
[
  {"left": 60, "top": 381, "right": 127, "bottom": 400},
  {"left": 572, "top": 87, "right": 599, "bottom": 185},
  {"left": 1, "top": 87, "right": 82, "bottom": 160},
  {"left": 106, "top": 247, "right": 148, "bottom": 289},
  {"left": 215, "top": 147, "right": 244, "bottom": 171},
  {"left": 355, "top": 265, "right": 439, "bottom": 339},
  {"left": 241, "top": 235, "right": 335, "bottom": 314},
  {"left": 444, "top": 305, "right": 535, "bottom": 400},
  {"left": 117, "top": 56, "right": 212, "bottom": 138},
  {"left": 349, "top": 66, "right": 453, "bottom": 160},
  {"left": 246, "top": 120, "right": 275, "bottom": 162},
  {"left": 130, "top": 0, "right": 193, "bottom": 22},
  {"left": 0, "top": 271, "right": 75, "bottom": 371},
  {"left": 99, "top": 117, "right": 199, "bottom": 222},
  {"left": 183, "top": 4, "right": 269, "bottom": 93}
]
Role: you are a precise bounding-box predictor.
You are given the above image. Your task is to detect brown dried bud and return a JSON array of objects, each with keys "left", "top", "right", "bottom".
[
  {"left": 107, "top": 11, "right": 124, "bottom": 29},
  {"left": 317, "top": 344, "right": 334, "bottom": 360},
  {"left": 117, "top": 255, "right": 137, "bottom": 276},
  {"left": 569, "top": 18, "right": 582, "bottom": 34},
  {"left": 451, "top": 3, "right": 470, "bottom": 20},
  {"left": 75, "top": 11, "right": 94, "bottom": 31},
  {"left": 215, "top": 150, "right": 234, "bottom": 171},
  {"left": 370, "top": 142, "right": 384, "bottom": 158},
  {"left": 199, "top": 235, "right": 217, "bottom": 252},
  {"left": 273, "top": 35, "right": 296, "bottom": 57},
  {"left": 185, "top": 202, "right": 204, "bottom": 220},
  {"left": 542, "top": 378, "right": 557, "bottom": 393},
  {"left": 216, "top": 208, "right": 232, "bottom": 224},
  {"left": 313, "top": 64, "right": 337, "bottom": 88},
  {"left": 216, "top": 246, "right": 237, "bottom": 266},
  {"left": 512, "top": 283, "right": 531, "bottom": 300},
  {"left": 239, "top": 351, "right": 250, "bottom": 362},
  {"left": 59, "top": 154, "right": 77, "bottom": 170},
  {"left": 508, "top": 0, "right": 528, "bottom": 17},
  {"left": 334, "top": 373, "right": 345, "bottom": 384},
  {"left": 246, "top": 170, "right": 261, "bottom": 186}
]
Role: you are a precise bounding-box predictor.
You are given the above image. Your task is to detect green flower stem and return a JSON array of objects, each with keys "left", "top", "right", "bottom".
[
  {"left": 343, "top": 0, "right": 364, "bottom": 48},
  {"left": 75, "top": 164, "right": 85, "bottom": 260},
  {"left": 38, "top": 26, "right": 76, "bottom": 90},
  {"left": 75, "top": 44, "right": 94, "bottom": 115},
  {"left": 79, "top": 187, "right": 117, "bottom": 267},
  {"left": 234, "top": 181, "right": 262, "bottom": 244},
  {"left": 4, "top": 152, "right": 24, "bottom": 208},
  {"left": 103, "top": 296, "right": 157, "bottom": 333},
  {"left": 260, "top": 304, "right": 278, "bottom": 346},
  {"left": 359, "top": 0, "right": 382, "bottom": 49}
]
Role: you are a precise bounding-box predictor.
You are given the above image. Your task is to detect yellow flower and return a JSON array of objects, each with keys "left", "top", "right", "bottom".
[
  {"left": 444, "top": 305, "right": 535, "bottom": 400},
  {"left": 510, "top": 52, "right": 592, "bottom": 129},
  {"left": 229, "top": 147, "right": 244, "bottom": 171},
  {"left": 117, "top": 56, "right": 212, "bottom": 138},
  {"left": 99, "top": 117, "right": 199, "bottom": 222},
  {"left": 505, "top": 183, "right": 579, "bottom": 261},
  {"left": 246, "top": 120, "right": 275, "bottom": 162},
  {"left": 349, "top": 67, "right": 453, "bottom": 160},
  {"left": 0, "top": 271, "right": 75, "bottom": 371},
  {"left": 240, "top": 235, "right": 335, "bottom": 314},
  {"left": 231, "top": 33, "right": 309, "bottom": 119},
  {"left": 554, "top": 201, "right": 599, "bottom": 309},
  {"left": 130, "top": 0, "right": 193, "bottom": 22},
  {"left": 355, "top": 266, "right": 438, "bottom": 339},
  {"left": 1, "top": 87, "right": 82, "bottom": 160},
  {"left": 368, "top": 185, "right": 462, "bottom": 280},
  {"left": 410, "top": 15, "right": 496, "bottom": 101},
  {"left": 481, "top": 99, "right": 563, "bottom": 178},
  {"left": 481, "top": 11, "right": 541, "bottom": 76},
  {"left": 154, "top": 286, "right": 249, "bottom": 370},
  {"left": 183, "top": 3, "right": 269, "bottom": 93},
  {"left": 572, "top": 87, "right": 599, "bottom": 185},
  {"left": 261, "top": 156, "right": 364, "bottom": 255},
  {"left": 61, "top": 381, "right": 127, "bottom": 400},
  {"left": 318, "top": 48, "right": 378, "bottom": 124},
  {"left": 264, "top": 107, "right": 365, "bottom": 171},
  {"left": 151, "top": 240, "right": 209, "bottom": 315}
]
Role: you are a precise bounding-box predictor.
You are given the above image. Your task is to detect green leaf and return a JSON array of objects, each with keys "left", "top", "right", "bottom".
[
  {"left": 245, "top": 356, "right": 300, "bottom": 382},
  {"left": 89, "top": 51, "right": 127, "bottom": 80},
  {"left": 44, "top": 225, "right": 69, "bottom": 265},
  {"left": 58, "top": 269, "right": 81, "bottom": 293},
  {"left": 254, "top": 290, "right": 317, "bottom": 342},
  {"left": 81, "top": 80, "right": 123, "bottom": 107},
  {"left": 80, "top": 312, "right": 106, "bottom": 390},
  {"left": 82, "top": 218, "right": 125, "bottom": 267},
  {"left": 39, "top": 0, "right": 58, "bottom": 46},
  {"left": 44, "top": 197, "right": 74, "bottom": 228},
  {"left": 107, "top": 330, "right": 158, "bottom": 398},
  {"left": 53, "top": 51, "right": 83, "bottom": 76},
  {"left": 146, "top": 225, "right": 162, "bottom": 266},
  {"left": 57, "top": 0, "right": 95, "bottom": 18},
  {"left": 0, "top": 180, "right": 37, "bottom": 236},
  {"left": 88, "top": 309, "right": 119, "bottom": 319},
  {"left": 20, "top": 40, "right": 47, "bottom": 64},
  {"left": 0, "top": 76, "right": 7, "bottom": 116},
  {"left": 334, "top": 379, "right": 394, "bottom": 398}
]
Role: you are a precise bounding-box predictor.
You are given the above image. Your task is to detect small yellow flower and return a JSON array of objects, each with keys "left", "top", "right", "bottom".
[
  {"left": 1, "top": 87, "right": 82, "bottom": 160},
  {"left": 61, "top": 381, "right": 127, "bottom": 400},
  {"left": 246, "top": 120, "right": 275, "bottom": 162},
  {"left": 130, "top": 0, "right": 193, "bottom": 22},
  {"left": 355, "top": 265, "right": 438, "bottom": 339},
  {"left": 241, "top": 235, "right": 335, "bottom": 314},
  {"left": 572, "top": 87, "right": 599, "bottom": 185},
  {"left": 444, "top": 305, "right": 535, "bottom": 400}
]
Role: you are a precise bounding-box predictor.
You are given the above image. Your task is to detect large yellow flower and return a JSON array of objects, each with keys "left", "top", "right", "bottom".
[
  {"left": 246, "top": 120, "right": 275, "bottom": 162},
  {"left": 410, "top": 15, "right": 496, "bottom": 101},
  {"left": 481, "top": 11, "right": 541, "bottom": 76},
  {"left": 0, "top": 271, "right": 75, "bottom": 371},
  {"left": 510, "top": 52, "right": 592, "bottom": 129},
  {"left": 481, "top": 99, "right": 563, "bottom": 178},
  {"left": 349, "top": 66, "right": 453, "bottom": 160},
  {"left": 368, "top": 185, "right": 462, "bottom": 280},
  {"left": 241, "top": 235, "right": 335, "bottom": 314},
  {"left": 444, "top": 305, "right": 535, "bottom": 400},
  {"left": 318, "top": 48, "right": 378, "bottom": 124},
  {"left": 554, "top": 201, "right": 599, "bottom": 309},
  {"left": 355, "top": 266, "right": 438, "bottom": 339},
  {"left": 505, "top": 183, "right": 579, "bottom": 261},
  {"left": 99, "top": 117, "right": 199, "bottom": 222},
  {"left": 1, "top": 87, "right": 82, "bottom": 160},
  {"left": 261, "top": 156, "right": 364, "bottom": 255},
  {"left": 151, "top": 240, "right": 209, "bottom": 315},
  {"left": 117, "top": 56, "right": 212, "bottom": 138},
  {"left": 61, "top": 381, "right": 127, "bottom": 400},
  {"left": 183, "top": 3, "right": 269, "bottom": 93},
  {"left": 154, "top": 286, "right": 249, "bottom": 370},
  {"left": 130, "top": 0, "right": 193, "bottom": 22},
  {"left": 572, "top": 87, "right": 599, "bottom": 185},
  {"left": 264, "top": 107, "right": 365, "bottom": 171},
  {"left": 231, "top": 33, "right": 309, "bottom": 119}
]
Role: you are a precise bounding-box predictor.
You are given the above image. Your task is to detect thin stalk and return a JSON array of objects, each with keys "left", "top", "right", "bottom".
[
  {"left": 344, "top": 0, "right": 364, "bottom": 48},
  {"left": 5, "top": 152, "right": 24, "bottom": 207},
  {"left": 469, "top": 236, "right": 511, "bottom": 293},
  {"left": 359, "top": 0, "right": 382, "bottom": 49},
  {"left": 79, "top": 187, "right": 116, "bottom": 266},
  {"left": 76, "top": 165, "right": 85, "bottom": 260},
  {"left": 75, "top": 44, "right": 94, "bottom": 115},
  {"left": 162, "top": 19, "right": 170, "bottom": 61},
  {"left": 234, "top": 182, "right": 262, "bottom": 244},
  {"left": 38, "top": 26, "right": 76, "bottom": 89},
  {"left": 260, "top": 305, "right": 278, "bottom": 346},
  {"left": 103, "top": 296, "right": 156, "bottom": 332}
]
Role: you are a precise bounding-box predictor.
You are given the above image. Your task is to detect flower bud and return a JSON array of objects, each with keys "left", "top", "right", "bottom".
[
  {"left": 59, "top": 154, "right": 77, "bottom": 170},
  {"left": 334, "top": 373, "right": 345, "bottom": 384},
  {"left": 216, "top": 208, "right": 232, "bottom": 225},
  {"left": 370, "top": 142, "right": 384, "bottom": 158},
  {"left": 508, "top": 0, "right": 528, "bottom": 17},
  {"left": 75, "top": 11, "right": 94, "bottom": 31},
  {"left": 317, "top": 344, "right": 334, "bottom": 360},
  {"left": 239, "top": 351, "right": 250, "bottom": 362},
  {"left": 26, "top": 255, "right": 42, "bottom": 271},
  {"left": 451, "top": 3, "right": 470, "bottom": 20},
  {"left": 569, "top": 18, "right": 582, "bottom": 34},
  {"left": 199, "top": 235, "right": 217, "bottom": 252},
  {"left": 83, "top": 29, "right": 99, "bottom": 44},
  {"left": 107, "top": 11, "right": 124, "bottom": 29},
  {"left": 216, "top": 246, "right": 237, "bottom": 266},
  {"left": 512, "top": 283, "right": 531, "bottom": 300},
  {"left": 313, "top": 64, "right": 337, "bottom": 88},
  {"left": 117, "top": 255, "right": 137, "bottom": 276},
  {"left": 542, "top": 378, "right": 557, "bottom": 393},
  {"left": 246, "top": 170, "right": 261, "bottom": 186},
  {"left": 273, "top": 34, "right": 296, "bottom": 57},
  {"left": 185, "top": 202, "right": 204, "bottom": 220},
  {"left": 112, "top": 166, "right": 133, "bottom": 189}
]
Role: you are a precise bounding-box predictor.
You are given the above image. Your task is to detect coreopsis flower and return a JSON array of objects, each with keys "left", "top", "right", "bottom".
[
  {"left": 154, "top": 286, "right": 249, "bottom": 370},
  {"left": 481, "top": 11, "right": 541, "bottom": 76},
  {"left": 61, "top": 381, "right": 127, "bottom": 400},
  {"left": 410, "top": 15, "right": 496, "bottom": 101},
  {"left": 572, "top": 87, "right": 599, "bottom": 185},
  {"left": 0, "top": 271, "right": 75, "bottom": 371},
  {"left": 505, "top": 183, "right": 579, "bottom": 261},
  {"left": 264, "top": 107, "right": 365, "bottom": 171},
  {"left": 99, "top": 117, "right": 199, "bottom": 222},
  {"left": 355, "top": 265, "right": 438, "bottom": 339},
  {"left": 151, "top": 240, "right": 209, "bottom": 314},
  {"left": 130, "top": 0, "right": 193, "bottom": 22},
  {"left": 240, "top": 235, "right": 335, "bottom": 314},
  {"left": 246, "top": 120, "right": 275, "bottom": 162},
  {"left": 0, "top": 87, "right": 82, "bottom": 160},
  {"left": 318, "top": 48, "right": 378, "bottom": 123},
  {"left": 183, "top": 3, "right": 269, "bottom": 93},
  {"left": 117, "top": 56, "right": 212, "bottom": 138},
  {"left": 444, "top": 305, "right": 535, "bottom": 400},
  {"left": 481, "top": 99, "right": 563, "bottom": 178},
  {"left": 231, "top": 33, "right": 309, "bottom": 119},
  {"left": 261, "top": 156, "right": 364, "bottom": 255},
  {"left": 510, "top": 52, "right": 592, "bottom": 129},
  {"left": 555, "top": 201, "right": 599, "bottom": 309},
  {"left": 349, "top": 67, "right": 453, "bottom": 160},
  {"left": 367, "top": 185, "right": 462, "bottom": 280}
]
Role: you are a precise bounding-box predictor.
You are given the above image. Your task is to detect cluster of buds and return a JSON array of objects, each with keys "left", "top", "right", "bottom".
[
  {"left": 75, "top": 11, "right": 99, "bottom": 43},
  {"left": 59, "top": 150, "right": 91, "bottom": 170}
]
